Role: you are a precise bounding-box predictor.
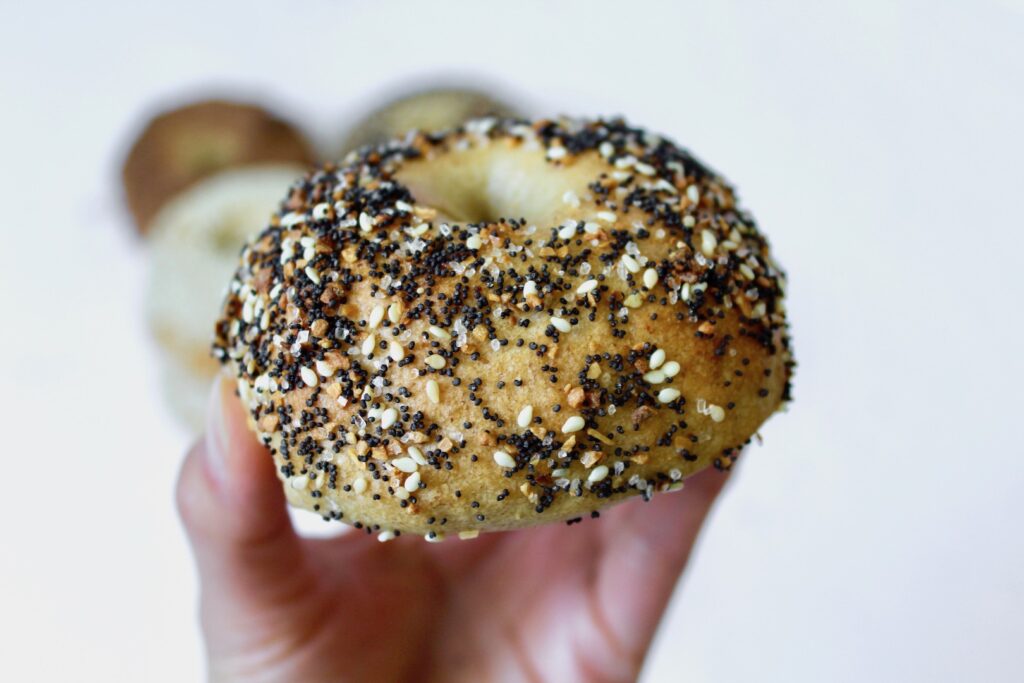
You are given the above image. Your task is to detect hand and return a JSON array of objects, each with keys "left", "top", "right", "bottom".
[{"left": 177, "top": 376, "right": 730, "bottom": 682}]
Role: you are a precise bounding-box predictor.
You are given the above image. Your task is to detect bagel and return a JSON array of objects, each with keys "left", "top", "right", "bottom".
[
  {"left": 122, "top": 99, "right": 314, "bottom": 234},
  {"left": 148, "top": 165, "right": 307, "bottom": 429},
  {"left": 213, "top": 117, "right": 793, "bottom": 541},
  {"left": 340, "top": 86, "right": 517, "bottom": 152}
]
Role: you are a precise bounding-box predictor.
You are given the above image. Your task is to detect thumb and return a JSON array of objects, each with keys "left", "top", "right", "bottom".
[
  {"left": 589, "top": 466, "right": 731, "bottom": 674},
  {"left": 176, "top": 374, "right": 309, "bottom": 630}
]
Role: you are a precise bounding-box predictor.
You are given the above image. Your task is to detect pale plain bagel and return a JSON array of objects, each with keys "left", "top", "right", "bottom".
[
  {"left": 339, "top": 86, "right": 517, "bottom": 152},
  {"left": 214, "top": 118, "right": 793, "bottom": 541},
  {"left": 147, "top": 165, "right": 306, "bottom": 429}
]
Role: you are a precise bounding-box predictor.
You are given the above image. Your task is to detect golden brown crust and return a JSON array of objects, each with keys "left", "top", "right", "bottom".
[
  {"left": 214, "top": 117, "right": 793, "bottom": 541},
  {"left": 122, "top": 99, "right": 314, "bottom": 234}
]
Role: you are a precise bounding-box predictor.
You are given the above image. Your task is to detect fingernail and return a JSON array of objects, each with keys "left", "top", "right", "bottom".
[{"left": 203, "top": 375, "right": 231, "bottom": 487}]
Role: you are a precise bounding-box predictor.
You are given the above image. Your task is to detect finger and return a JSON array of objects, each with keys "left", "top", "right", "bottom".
[
  {"left": 176, "top": 375, "right": 310, "bottom": 622},
  {"left": 589, "top": 467, "right": 732, "bottom": 672}
]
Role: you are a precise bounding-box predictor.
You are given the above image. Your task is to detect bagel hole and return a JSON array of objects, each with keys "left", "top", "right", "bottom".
[{"left": 395, "top": 146, "right": 588, "bottom": 226}]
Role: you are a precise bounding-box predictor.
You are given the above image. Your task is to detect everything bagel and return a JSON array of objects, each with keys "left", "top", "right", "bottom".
[{"left": 213, "top": 117, "right": 793, "bottom": 540}]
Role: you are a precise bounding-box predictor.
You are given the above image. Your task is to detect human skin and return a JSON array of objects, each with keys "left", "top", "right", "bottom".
[{"left": 176, "top": 376, "right": 730, "bottom": 682}]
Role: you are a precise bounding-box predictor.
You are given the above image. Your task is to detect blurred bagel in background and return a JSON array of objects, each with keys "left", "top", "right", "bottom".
[
  {"left": 339, "top": 84, "right": 518, "bottom": 151},
  {"left": 121, "top": 97, "right": 314, "bottom": 429},
  {"left": 146, "top": 165, "right": 308, "bottom": 429},
  {"left": 122, "top": 99, "right": 315, "bottom": 234}
]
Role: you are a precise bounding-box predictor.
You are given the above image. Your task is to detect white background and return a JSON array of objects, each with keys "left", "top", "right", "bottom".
[{"left": 2, "top": 1, "right": 1022, "bottom": 681}]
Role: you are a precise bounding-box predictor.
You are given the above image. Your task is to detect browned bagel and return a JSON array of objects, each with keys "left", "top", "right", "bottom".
[{"left": 122, "top": 99, "right": 314, "bottom": 234}]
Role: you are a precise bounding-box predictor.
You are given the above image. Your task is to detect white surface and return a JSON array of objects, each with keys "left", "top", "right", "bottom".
[{"left": 1, "top": 1, "right": 1022, "bottom": 681}]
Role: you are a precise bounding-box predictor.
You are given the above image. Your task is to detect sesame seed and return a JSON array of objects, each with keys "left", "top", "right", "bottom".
[
  {"left": 404, "top": 471, "right": 421, "bottom": 492},
  {"left": 429, "top": 326, "right": 451, "bottom": 341},
  {"left": 643, "top": 268, "right": 658, "bottom": 289},
  {"left": 683, "top": 214, "right": 696, "bottom": 228},
  {"left": 576, "top": 279, "right": 598, "bottom": 295},
  {"left": 426, "top": 379, "right": 440, "bottom": 402},
  {"left": 458, "top": 530, "right": 480, "bottom": 540},
  {"left": 599, "top": 141, "right": 614, "bottom": 157},
  {"left": 425, "top": 354, "right": 446, "bottom": 370},
  {"left": 588, "top": 465, "right": 610, "bottom": 483},
  {"left": 562, "top": 416, "right": 585, "bottom": 433},
  {"left": 517, "top": 405, "right": 534, "bottom": 428},
  {"left": 658, "top": 388, "right": 681, "bottom": 403},
  {"left": 523, "top": 280, "right": 538, "bottom": 297},
  {"left": 368, "top": 304, "right": 385, "bottom": 329},
  {"left": 387, "top": 302, "right": 402, "bottom": 324},
  {"left": 687, "top": 185, "right": 700, "bottom": 203},
  {"left": 634, "top": 161, "right": 656, "bottom": 176},
  {"left": 241, "top": 298, "right": 255, "bottom": 323},
  {"left": 389, "top": 341, "right": 405, "bottom": 361},
  {"left": 547, "top": 145, "right": 567, "bottom": 160},
  {"left": 662, "top": 360, "right": 681, "bottom": 377},
  {"left": 643, "top": 370, "right": 666, "bottom": 384},
  {"left": 596, "top": 211, "right": 617, "bottom": 223},
  {"left": 304, "top": 267, "right": 321, "bottom": 285},
  {"left": 466, "top": 234, "right": 482, "bottom": 250},
  {"left": 279, "top": 238, "right": 295, "bottom": 263},
  {"left": 621, "top": 254, "right": 641, "bottom": 273},
  {"left": 708, "top": 404, "right": 726, "bottom": 422},
  {"left": 315, "top": 360, "right": 334, "bottom": 378},
  {"left": 352, "top": 477, "right": 367, "bottom": 494},
  {"left": 280, "top": 212, "right": 305, "bottom": 227},
  {"left": 380, "top": 408, "right": 398, "bottom": 429},
  {"left": 359, "top": 212, "right": 374, "bottom": 232},
  {"left": 290, "top": 475, "right": 309, "bottom": 490},
  {"left": 408, "top": 446, "right": 427, "bottom": 466},
  {"left": 701, "top": 229, "right": 718, "bottom": 258},
  {"left": 494, "top": 450, "right": 516, "bottom": 468},
  {"left": 739, "top": 263, "right": 756, "bottom": 280},
  {"left": 558, "top": 223, "right": 576, "bottom": 240},
  {"left": 550, "top": 316, "right": 571, "bottom": 333},
  {"left": 392, "top": 457, "right": 418, "bottom": 473},
  {"left": 300, "top": 366, "right": 319, "bottom": 387},
  {"left": 649, "top": 349, "right": 666, "bottom": 369},
  {"left": 653, "top": 178, "right": 676, "bottom": 193},
  {"left": 377, "top": 531, "right": 396, "bottom": 542},
  {"left": 312, "top": 202, "right": 331, "bottom": 220},
  {"left": 361, "top": 334, "right": 376, "bottom": 356}
]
